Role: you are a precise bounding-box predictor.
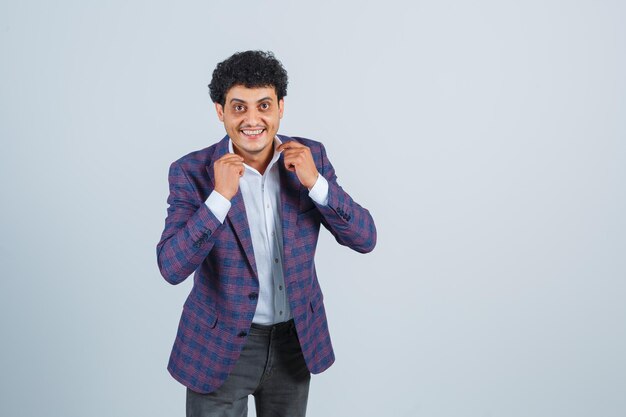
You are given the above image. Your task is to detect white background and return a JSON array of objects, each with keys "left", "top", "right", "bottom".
[{"left": 1, "top": 1, "right": 625, "bottom": 416}]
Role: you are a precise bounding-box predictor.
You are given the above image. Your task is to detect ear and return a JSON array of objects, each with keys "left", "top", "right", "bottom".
[
  {"left": 278, "top": 98, "right": 284, "bottom": 119},
  {"left": 215, "top": 102, "right": 225, "bottom": 122}
]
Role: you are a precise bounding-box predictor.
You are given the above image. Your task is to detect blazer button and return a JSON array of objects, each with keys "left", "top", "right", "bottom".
[
  {"left": 248, "top": 292, "right": 258, "bottom": 300},
  {"left": 237, "top": 331, "right": 247, "bottom": 337}
]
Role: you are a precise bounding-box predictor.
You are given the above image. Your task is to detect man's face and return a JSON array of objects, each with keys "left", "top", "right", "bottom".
[{"left": 215, "top": 85, "right": 284, "bottom": 161}]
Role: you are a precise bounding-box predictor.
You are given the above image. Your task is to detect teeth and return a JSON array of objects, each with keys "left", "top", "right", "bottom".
[{"left": 242, "top": 129, "right": 263, "bottom": 135}]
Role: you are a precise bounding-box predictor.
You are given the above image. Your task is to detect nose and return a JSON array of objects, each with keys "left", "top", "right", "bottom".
[{"left": 243, "top": 107, "right": 262, "bottom": 127}]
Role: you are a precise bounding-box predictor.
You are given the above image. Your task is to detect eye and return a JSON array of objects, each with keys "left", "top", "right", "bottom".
[
  {"left": 234, "top": 105, "right": 245, "bottom": 112},
  {"left": 259, "top": 102, "right": 270, "bottom": 110}
]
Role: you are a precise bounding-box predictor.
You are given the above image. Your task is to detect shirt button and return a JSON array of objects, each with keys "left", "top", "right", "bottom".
[
  {"left": 248, "top": 292, "right": 258, "bottom": 300},
  {"left": 279, "top": 285, "right": 283, "bottom": 290},
  {"left": 279, "top": 311, "right": 283, "bottom": 315},
  {"left": 274, "top": 258, "right": 279, "bottom": 263}
]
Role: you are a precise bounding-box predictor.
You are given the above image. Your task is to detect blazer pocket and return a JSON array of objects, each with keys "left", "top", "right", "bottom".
[
  {"left": 309, "top": 291, "right": 324, "bottom": 313},
  {"left": 298, "top": 205, "right": 318, "bottom": 217},
  {"left": 183, "top": 296, "right": 218, "bottom": 329},
  {"left": 299, "top": 188, "right": 316, "bottom": 213}
]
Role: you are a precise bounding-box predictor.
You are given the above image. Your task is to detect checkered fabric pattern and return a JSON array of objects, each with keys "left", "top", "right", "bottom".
[{"left": 156, "top": 135, "right": 377, "bottom": 393}]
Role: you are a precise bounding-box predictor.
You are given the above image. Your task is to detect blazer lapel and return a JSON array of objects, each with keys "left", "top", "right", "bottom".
[
  {"left": 278, "top": 151, "right": 301, "bottom": 269},
  {"left": 227, "top": 192, "right": 258, "bottom": 278},
  {"left": 206, "top": 136, "right": 258, "bottom": 278}
]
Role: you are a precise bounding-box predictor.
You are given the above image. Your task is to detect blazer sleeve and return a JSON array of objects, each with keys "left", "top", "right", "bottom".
[
  {"left": 313, "top": 142, "right": 377, "bottom": 253},
  {"left": 156, "top": 161, "right": 224, "bottom": 285}
]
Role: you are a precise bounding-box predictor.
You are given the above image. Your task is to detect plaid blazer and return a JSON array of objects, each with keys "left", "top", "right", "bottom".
[{"left": 156, "top": 134, "right": 376, "bottom": 393}]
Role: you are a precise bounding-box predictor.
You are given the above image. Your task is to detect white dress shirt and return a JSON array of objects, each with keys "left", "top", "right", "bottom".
[{"left": 205, "top": 136, "right": 329, "bottom": 324}]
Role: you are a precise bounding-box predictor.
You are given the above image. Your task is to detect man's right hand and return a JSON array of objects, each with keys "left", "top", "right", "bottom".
[{"left": 213, "top": 154, "right": 244, "bottom": 200}]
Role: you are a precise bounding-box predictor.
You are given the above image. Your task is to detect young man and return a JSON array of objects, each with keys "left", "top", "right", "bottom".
[{"left": 156, "top": 50, "right": 376, "bottom": 417}]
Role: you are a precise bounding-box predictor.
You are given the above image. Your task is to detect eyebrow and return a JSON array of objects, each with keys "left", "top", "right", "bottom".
[{"left": 229, "top": 97, "right": 274, "bottom": 104}]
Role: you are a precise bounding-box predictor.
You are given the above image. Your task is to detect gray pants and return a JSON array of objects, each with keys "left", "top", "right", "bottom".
[{"left": 186, "top": 319, "right": 311, "bottom": 417}]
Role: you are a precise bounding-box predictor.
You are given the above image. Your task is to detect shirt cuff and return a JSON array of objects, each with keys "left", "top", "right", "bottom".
[
  {"left": 308, "top": 174, "right": 329, "bottom": 206},
  {"left": 205, "top": 190, "right": 231, "bottom": 223}
]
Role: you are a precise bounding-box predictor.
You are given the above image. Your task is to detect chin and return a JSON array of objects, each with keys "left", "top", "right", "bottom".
[{"left": 237, "top": 139, "right": 270, "bottom": 154}]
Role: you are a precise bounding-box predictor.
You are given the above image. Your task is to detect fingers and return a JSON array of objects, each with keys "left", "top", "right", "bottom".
[
  {"left": 221, "top": 154, "right": 244, "bottom": 172},
  {"left": 213, "top": 153, "right": 245, "bottom": 199},
  {"left": 276, "top": 141, "right": 305, "bottom": 152},
  {"left": 218, "top": 153, "right": 244, "bottom": 162},
  {"left": 279, "top": 144, "right": 319, "bottom": 188},
  {"left": 279, "top": 142, "right": 308, "bottom": 172},
  {"left": 217, "top": 157, "right": 243, "bottom": 172},
  {"left": 282, "top": 150, "right": 306, "bottom": 171},
  {"left": 217, "top": 154, "right": 244, "bottom": 166},
  {"left": 282, "top": 147, "right": 310, "bottom": 168}
]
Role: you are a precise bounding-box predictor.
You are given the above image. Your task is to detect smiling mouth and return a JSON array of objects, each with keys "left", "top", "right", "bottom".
[{"left": 241, "top": 128, "right": 265, "bottom": 137}]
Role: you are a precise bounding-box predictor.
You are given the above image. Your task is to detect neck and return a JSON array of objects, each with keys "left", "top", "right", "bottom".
[{"left": 233, "top": 144, "right": 274, "bottom": 175}]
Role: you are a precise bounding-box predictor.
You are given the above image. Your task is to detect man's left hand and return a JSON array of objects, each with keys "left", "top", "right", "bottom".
[{"left": 277, "top": 141, "right": 319, "bottom": 189}]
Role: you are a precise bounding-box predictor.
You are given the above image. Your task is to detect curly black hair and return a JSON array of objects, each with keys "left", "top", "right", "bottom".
[{"left": 208, "top": 50, "right": 288, "bottom": 106}]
